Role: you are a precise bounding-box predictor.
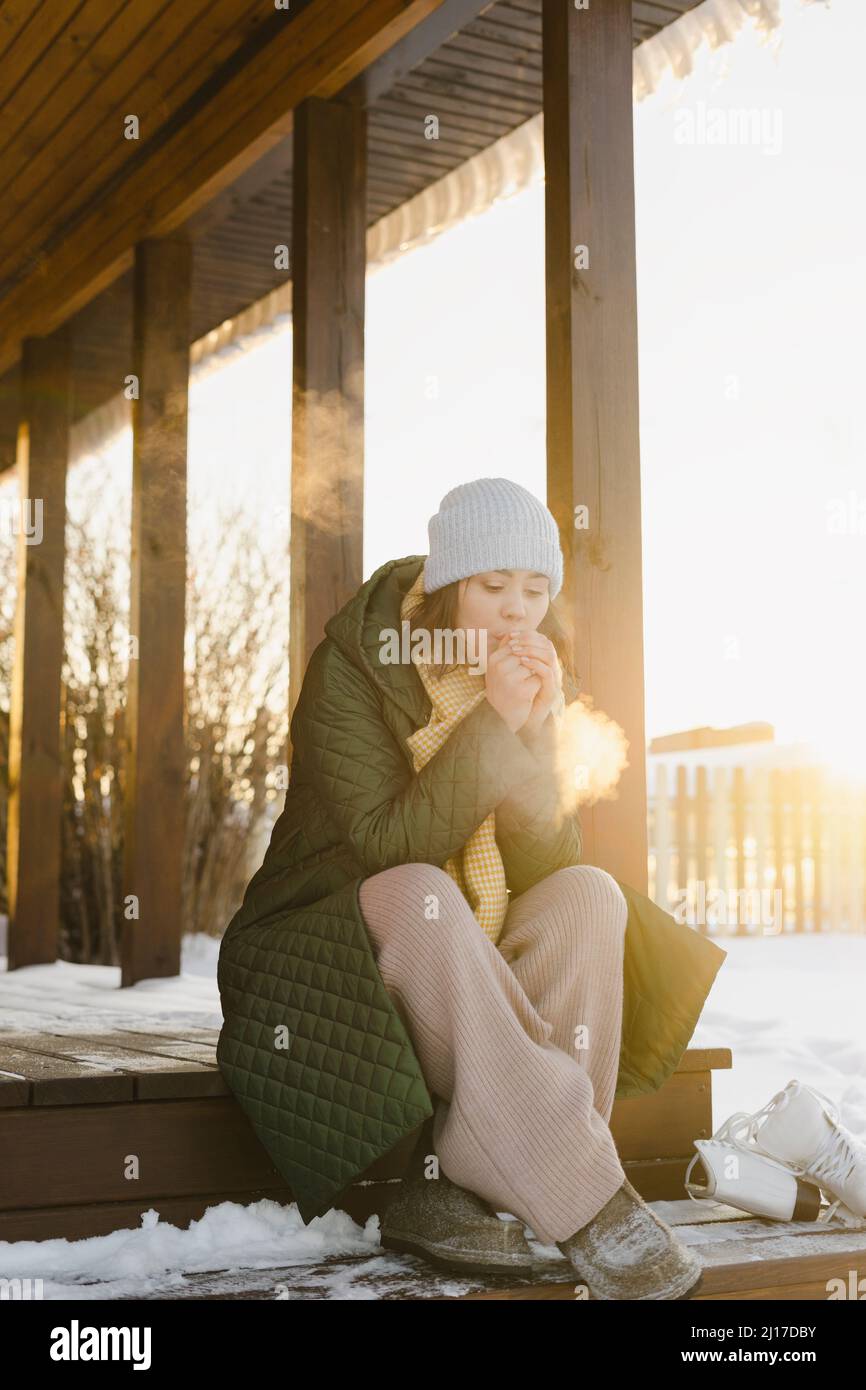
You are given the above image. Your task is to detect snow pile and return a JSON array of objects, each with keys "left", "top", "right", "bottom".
[{"left": 0, "top": 1201, "right": 384, "bottom": 1301}]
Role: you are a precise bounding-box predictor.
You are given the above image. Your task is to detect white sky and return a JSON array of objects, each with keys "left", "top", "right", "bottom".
[{"left": 3, "top": 0, "right": 862, "bottom": 771}]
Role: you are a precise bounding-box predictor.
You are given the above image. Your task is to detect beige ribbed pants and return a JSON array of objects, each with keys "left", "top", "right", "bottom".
[{"left": 358, "top": 862, "right": 629, "bottom": 1245}]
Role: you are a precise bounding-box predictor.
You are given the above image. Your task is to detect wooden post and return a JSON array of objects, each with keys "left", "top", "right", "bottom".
[
  {"left": 735, "top": 765, "right": 748, "bottom": 934},
  {"left": 543, "top": 0, "right": 648, "bottom": 889},
  {"left": 121, "top": 237, "right": 191, "bottom": 986},
  {"left": 652, "top": 762, "right": 671, "bottom": 911},
  {"left": 810, "top": 767, "right": 824, "bottom": 932},
  {"left": 695, "top": 764, "right": 708, "bottom": 890},
  {"left": 712, "top": 765, "right": 730, "bottom": 922},
  {"left": 290, "top": 96, "right": 366, "bottom": 724},
  {"left": 792, "top": 766, "right": 805, "bottom": 933},
  {"left": 770, "top": 767, "right": 784, "bottom": 939},
  {"left": 7, "top": 330, "right": 71, "bottom": 968},
  {"left": 676, "top": 765, "right": 689, "bottom": 913}
]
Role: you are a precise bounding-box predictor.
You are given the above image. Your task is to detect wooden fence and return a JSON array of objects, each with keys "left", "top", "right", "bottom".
[{"left": 648, "top": 764, "right": 866, "bottom": 936}]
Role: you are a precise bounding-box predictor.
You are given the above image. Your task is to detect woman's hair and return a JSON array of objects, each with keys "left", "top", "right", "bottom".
[{"left": 406, "top": 578, "right": 580, "bottom": 694}]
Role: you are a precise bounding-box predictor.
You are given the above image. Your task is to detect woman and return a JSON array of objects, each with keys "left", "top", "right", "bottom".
[{"left": 217, "top": 477, "right": 726, "bottom": 1300}]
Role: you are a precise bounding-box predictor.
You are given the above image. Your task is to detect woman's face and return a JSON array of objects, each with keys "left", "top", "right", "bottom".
[{"left": 455, "top": 569, "right": 551, "bottom": 656}]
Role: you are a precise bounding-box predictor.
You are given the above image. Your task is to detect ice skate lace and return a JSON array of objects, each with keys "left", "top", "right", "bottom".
[
  {"left": 683, "top": 1148, "right": 720, "bottom": 1212},
  {"left": 711, "top": 1080, "right": 863, "bottom": 1225}
]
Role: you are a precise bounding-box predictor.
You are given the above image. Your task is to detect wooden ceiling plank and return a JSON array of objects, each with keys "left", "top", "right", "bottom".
[
  {"left": 370, "top": 146, "right": 482, "bottom": 185},
  {"left": 191, "top": 291, "right": 273, "bottom": 325},
  {"left": 0, "top": 0, "right": 163, "bottom": 173},
  {"left": 463, "top": 13, "right": 542, "bottom": 53},
  {"left": 392, "top": 73, "right": 538, "bottom": 124},
  {"left": 367, "top": 170, "right": 428, "bottom": 200},
  {"left": 0, "top": 0, "right": 81, "bottom": 95},
  {"left": 369, "top": 121, "right": 482, "bottom": 162},
  {"left": 468, "top": 2, "right": 540, "bottom": 39},
  {"left": 192, "top": 268, "right": 277, "bottom": 292},
  {"left": 193, "top": 265, "right": 283, "bottom": 290},
  {"left": 400, "top": 58, "right": 538, "bottom": 106},
  {"left": 200, "top": 206, "right": 293, "bottom": 238},
  {"left": 0, "top": 0, "right": 180, "bottom": 236},
  {"left": 0, "top": 0, "right": 261, "bottom": 280},
  {"left": 497, "top": 0, "right": 540, "bottom": 16},
  {"left": 194, "top": 222, "right": 283, "bottom": 252},
  {"left": 421, "top": 39, "right": 542, "bottom": 87},
  {"left": 421, "top": 55, "right": 541, "bottom": 105},
  {"left": 195, "top": 218, "right": 291, "bottom": 251},
  {"left": 197, "top": 239, "right": 290, "bottom": 268},
  {"left": 397, "top": 79, "right": 538, "bottom": 131},
  {"left": 368, "top": 204, "right": 402, "bottom": 227},
  {"left": 633, "top": 2, "right": 696, "bottom": 22},
  {"left": 368, "top": 148, "right": 466, "bottom": 186},
  {"left": 200, "top": 220, "right": 293, "bottom": 250},
  {"left": 0, "top": 0, "right": 50, "bottom": 67},
  {"left": 246, "top": 185, "right": 294, "bottom": 211},
  {"left": 373, "top": 89, "right": 527, "bottom": 144},
  {"left": 193, "top": 200, "right": 290, "bottom": 232},
  {"left": 0, "top": 0, "right": 443, "bottom": 370},
  {"left": 439, "top": 27, "right": 543, "bottom": 71},
  {"left": 209, "top": 218, "right": 291, "bottom": 247}
]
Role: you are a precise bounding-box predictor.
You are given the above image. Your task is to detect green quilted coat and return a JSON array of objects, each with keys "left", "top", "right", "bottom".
[{"left": 217, "top": 554, "right": 727, "bottom": 1224}]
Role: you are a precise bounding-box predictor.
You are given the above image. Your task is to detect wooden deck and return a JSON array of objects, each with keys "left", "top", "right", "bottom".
[
  {"left": 108, "top": 1202, "right": 866, "bottom": 1301},
  {"left": 2, "top": 1029, "right": 863, "bottom": 1298},
  {"left": 460, "top": 1203, "right": 866, "bottom": 1302}
]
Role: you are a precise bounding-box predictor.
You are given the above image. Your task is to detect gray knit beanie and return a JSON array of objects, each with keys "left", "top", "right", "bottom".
[{"left": 424, "top": 477, "right": 564, "bottom": 599}]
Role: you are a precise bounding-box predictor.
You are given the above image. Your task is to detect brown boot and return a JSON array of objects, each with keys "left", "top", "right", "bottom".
[
  {"left": 557, "top": 1177, "right": 703, "bottom": 1300},
  {"left": 380, "top": 1114, "right": 534, "bottom": 1275},
  {"left": 380, "top": 1169, "right": 535, "bottom": 1274}
]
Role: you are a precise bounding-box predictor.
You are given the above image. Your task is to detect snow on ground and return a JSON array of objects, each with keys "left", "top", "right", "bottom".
[
  {"left": 0, "top": 930, "right": 224, "bottom": 1035},
  {"left": 1, "top": 928, "right": 864, "bottom": 1297},
  {"left": 689, "top": 930, "right": 866, "bottom": 1135}
]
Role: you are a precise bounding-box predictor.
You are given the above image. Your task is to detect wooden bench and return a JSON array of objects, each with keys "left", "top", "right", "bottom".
[
  {"left": 5, "top": 1028, "right": 865, "bottom": 1299},
  {"left": 0, "top": 1027, "right": 728, "bottom": 1242}
]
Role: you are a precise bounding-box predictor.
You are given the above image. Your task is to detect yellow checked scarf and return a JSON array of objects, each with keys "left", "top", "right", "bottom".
[{"left": 400, "top": 567, "right": 510, "bottom": 944}]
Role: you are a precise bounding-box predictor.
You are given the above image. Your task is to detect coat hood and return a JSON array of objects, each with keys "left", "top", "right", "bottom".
[{"left": 324, "top": 554, "right": 430, "bottom": 725}]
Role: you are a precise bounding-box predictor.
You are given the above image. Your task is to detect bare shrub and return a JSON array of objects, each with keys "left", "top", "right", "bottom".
[{"left": 0, "top": 467, "right": 288, "bottom": 962}]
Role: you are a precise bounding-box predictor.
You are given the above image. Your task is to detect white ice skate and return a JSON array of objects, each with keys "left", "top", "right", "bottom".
[
  {"left": 684, "top": 1138, "right": 823, "bottom": 1221},
  {"left": 687, "top": 1079, "right": 866, "bottom": 1227}
]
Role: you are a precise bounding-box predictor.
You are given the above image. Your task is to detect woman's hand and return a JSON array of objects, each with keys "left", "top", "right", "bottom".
[
  {"left": 505, "top": 630, "right": 563, "bottom": 736},
  {"left": 484, "top": 640, "right": 542, "bottom": 733}
]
